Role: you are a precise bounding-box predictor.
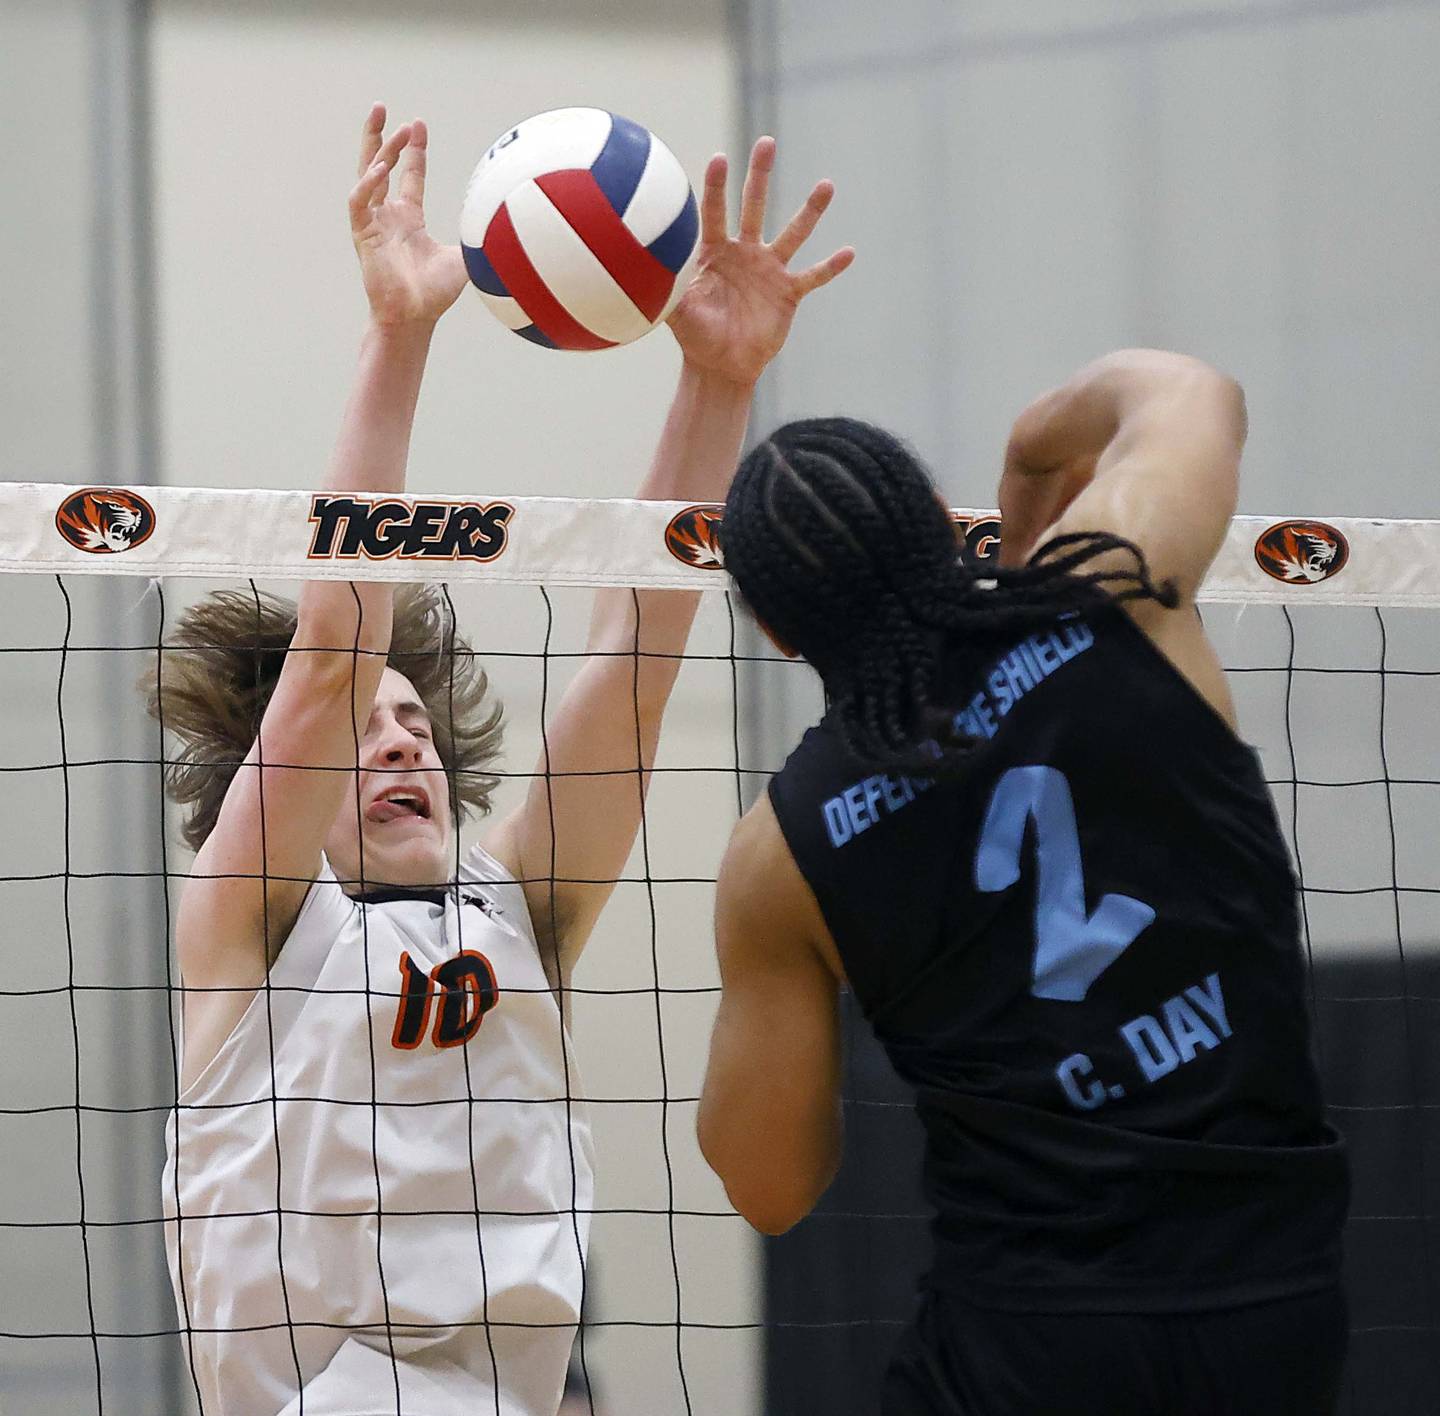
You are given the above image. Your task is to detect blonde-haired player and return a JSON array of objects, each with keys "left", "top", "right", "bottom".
[{"left": 154, "top": 105, "right": 852, "bottom": 1416}]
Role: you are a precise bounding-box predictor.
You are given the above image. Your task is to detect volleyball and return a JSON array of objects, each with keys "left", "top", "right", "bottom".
[{"left": 459, "top": 108, "right": 701, "bottom": 351}]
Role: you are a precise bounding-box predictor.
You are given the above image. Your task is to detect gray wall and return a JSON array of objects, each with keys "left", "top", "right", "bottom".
[
  {"left": 1, "top": 2, "right": 178, "bottom": 1413},
  {"left": 744, "top": 0, "right": 1440, "bottom": 520}
]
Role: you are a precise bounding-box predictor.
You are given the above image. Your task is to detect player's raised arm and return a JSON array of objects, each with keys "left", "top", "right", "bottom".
[
  {"left": 483, "top": 138, "right": 854, "bottom": 977},
  {"left": 171, "top": 108, "right": 466, "bottom": 1061},
  {"left": 998, "top": 349, "right": 1248, "bottom": 606}
]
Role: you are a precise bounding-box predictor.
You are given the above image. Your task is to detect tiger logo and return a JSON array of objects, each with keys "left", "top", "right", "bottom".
[
  {"left": 665, "top": 504, "right": 725, "bottom": 570},
  {"left": 55, "top": 488, "right": 156, "bottom": 555},
  {"left": 1253, "top": 520, "right": 1348, "bottom": 584}
]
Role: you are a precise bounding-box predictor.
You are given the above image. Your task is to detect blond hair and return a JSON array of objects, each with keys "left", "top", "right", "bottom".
[{"left": 142, "top": 585, "right": 504, "bottom": 850}]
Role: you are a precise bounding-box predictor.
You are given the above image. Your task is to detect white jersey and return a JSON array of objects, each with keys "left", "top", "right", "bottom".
[{"left": 162, "top": 845, "right": 595, "bottom": 1416}]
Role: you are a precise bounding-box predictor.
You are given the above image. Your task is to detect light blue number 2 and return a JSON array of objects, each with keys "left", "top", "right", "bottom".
[{"left": 974, "top": 766, "right": 1154, "bottom": 1002}]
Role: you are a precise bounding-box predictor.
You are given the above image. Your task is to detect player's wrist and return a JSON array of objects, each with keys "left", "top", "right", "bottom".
[
  {"left": 362, "top": 315, "right": 439, "bottom": 357},
  {"left": 678, "top": 355, "right": 758, "bottom": 400}
]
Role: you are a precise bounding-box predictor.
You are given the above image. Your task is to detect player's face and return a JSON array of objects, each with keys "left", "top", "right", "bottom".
[{"left": 324, "top": 667, "right": 455, "bottom": 890}]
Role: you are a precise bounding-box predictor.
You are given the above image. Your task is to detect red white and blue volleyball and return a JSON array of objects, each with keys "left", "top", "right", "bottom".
[{"left": 460, "top": 108, "right": 701, "bottom": 351}]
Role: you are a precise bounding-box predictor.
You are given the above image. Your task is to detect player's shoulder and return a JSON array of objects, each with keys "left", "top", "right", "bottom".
[
  {"left": 720, "top": 793, "right": 843, "bottom": 977},
  {"left": 722, "top": 795, "right": 811, "bottom": 918},
  {"left": 727, "top": 789, "right": 787, "bottom": 859},
  {"left": 263, "top": 854, "right": 359, "bottom": 961},
  {"left": 465, "top": 837, "right": 520, "bottom": 885},
  {"left": 462, "top": 837, "right": 541, "bottom": 939}
]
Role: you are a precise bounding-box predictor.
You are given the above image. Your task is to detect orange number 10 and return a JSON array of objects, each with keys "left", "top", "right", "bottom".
[{"left": 391, "top": 949, "right": 500, "bottom": 1051}]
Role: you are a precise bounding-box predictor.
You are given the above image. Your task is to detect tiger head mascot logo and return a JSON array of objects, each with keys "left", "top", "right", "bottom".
[
  {"left": 665, "top": 504, "right": 725, "bottom": 570},
  {"left": 1254, "top": 520, "right": 1349, "bottom": 584},
  {"left": 55, "top": 488, "right": 157, "bottom": 555}
]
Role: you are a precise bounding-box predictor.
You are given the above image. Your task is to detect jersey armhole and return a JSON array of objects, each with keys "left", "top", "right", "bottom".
[
  {"left": 464, "top": 838, "right": 513, "bottom": 881},
  {"left": 271, "top": 854, "right": 354, "bottom": 983},
  {"left": 1096, "top": 598, "right": 1260, "bottom": 761},
  {"left": 764, "top": 774, "right": 805, "bottom": 872},
  {"left": 463, "top": 838, "right": 542, "bottom": 944},
  {"left": 174, "top": 858, "right": 352, "bottom": 1105}
]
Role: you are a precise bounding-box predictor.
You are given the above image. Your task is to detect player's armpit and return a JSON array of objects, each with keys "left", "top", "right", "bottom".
[
  {"left": 480, "top": 584, "right": 701, "bottom": 983},
  {"left": 698, "top": 798, "right": 843, "bottom": 1236}
]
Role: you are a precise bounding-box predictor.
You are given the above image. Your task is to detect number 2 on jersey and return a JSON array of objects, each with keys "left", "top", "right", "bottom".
[{"left": 975, "top": 766, "right": 1155, "bottom": 1002}]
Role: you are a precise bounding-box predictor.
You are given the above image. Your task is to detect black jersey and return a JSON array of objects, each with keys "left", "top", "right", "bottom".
[{"left": 768, "top": 601, "right": 1348, "bottom": 1314}]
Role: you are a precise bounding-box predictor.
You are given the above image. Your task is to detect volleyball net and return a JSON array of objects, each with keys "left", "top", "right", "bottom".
[{"left": 0, "top": 484, "right": 1436, "bottom": 1416}]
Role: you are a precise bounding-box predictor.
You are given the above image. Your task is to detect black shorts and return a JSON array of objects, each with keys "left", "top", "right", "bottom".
[{"left": 882, "top": 1284, "right": 1347, "bottom": 1416}]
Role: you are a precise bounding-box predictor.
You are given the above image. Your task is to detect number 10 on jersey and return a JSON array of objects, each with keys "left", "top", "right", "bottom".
[{"left": 392, "top": 949, "right": 500, "bottom": 1050}]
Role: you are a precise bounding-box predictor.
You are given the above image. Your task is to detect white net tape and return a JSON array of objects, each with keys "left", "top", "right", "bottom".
[{"left": 5, "top": 482, "right": 1439, "bottom": 605}]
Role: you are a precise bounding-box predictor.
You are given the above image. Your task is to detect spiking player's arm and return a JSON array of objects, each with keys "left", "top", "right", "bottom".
[
  {"left": 698, "top": 794, "right": 843, "bottom": 1235},
  {"left": 998, "top": 349, "right": 1247, "bottom": 605},
  {"left": 177, "top": 108, "right": 465, "bottom": 1074},
  {"left": 483, "top": 137, "right": 854, "bottom": 979},
  {"left": 996, "top": 350, "right": 1247, "bottom": 728}
]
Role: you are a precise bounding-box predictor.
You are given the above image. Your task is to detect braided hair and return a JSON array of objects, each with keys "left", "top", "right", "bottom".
[{"left": 720, "top": 416, "right": 1178, "bottom": 773}]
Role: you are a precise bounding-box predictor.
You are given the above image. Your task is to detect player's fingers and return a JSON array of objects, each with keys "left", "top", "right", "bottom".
[
  {"left": 357, "top": 101, "right": 386, "bottom": 178},
  {"left": 770, "top": 179, "right": 835, "bottom": 264},
  {"left": 699, "top": 153, "right": 728, "bottom": 247},
  {"left": 737, "top": 135, "right": 776, "bottom": 243},
  {"left": 349, "top": 158, "right": 389, "bottom": 227},
  {"left": 367, "top": 122, "right": 412, "bottom": 207},
  {"left": 792, "top": 245, "right": 855, "bottom": 298},
  {"left": 397, "top": 118, "right": 428, "bottom": 207}
]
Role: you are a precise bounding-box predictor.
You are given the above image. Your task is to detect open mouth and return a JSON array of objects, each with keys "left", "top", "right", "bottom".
[{"left": 365, "top": 784, "right": 433, "bottom": 825}]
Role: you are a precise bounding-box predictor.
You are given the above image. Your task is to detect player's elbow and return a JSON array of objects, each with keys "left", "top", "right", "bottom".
[
  {"left": 721, "top": 1175, "right": 822, "bottom": 1237},
  {"left": 1104, "top": 350, "right": 1246, "bottom": 422},
  {"left": 1193, "top": 367, "right": 1249, "bottom": 499},
  {"left": 1168, "top": 356, "right": 1247, "bottom": 447},
  {"left": 1166, "top": 355, "right": 1249, "bottom": 448},
  {"left": 741, "top": 1205, "right": 806, "bottom": 1238},
  {"left": 700, "top": 1123, "right": 837, "bottom": 1236},
  {"left": 1217, "top": 372, "right": 1248, "bottom": 447}
]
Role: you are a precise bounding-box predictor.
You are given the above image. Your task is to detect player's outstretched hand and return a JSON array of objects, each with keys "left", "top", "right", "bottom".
[
  {"left": 349, "top": 103, "right": 468, "bottom": 329},
  {"left": 667, "top": 138, "right": 854, "bottom": 387}
]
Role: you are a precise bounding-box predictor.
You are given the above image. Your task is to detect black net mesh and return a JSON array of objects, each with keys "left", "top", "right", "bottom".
[
  {"left": 0, "top": 576, "right": 1436, "bottom": 1415},
  {"left": 0, "top": 575, "right": 755, "bottom": 1415}
]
